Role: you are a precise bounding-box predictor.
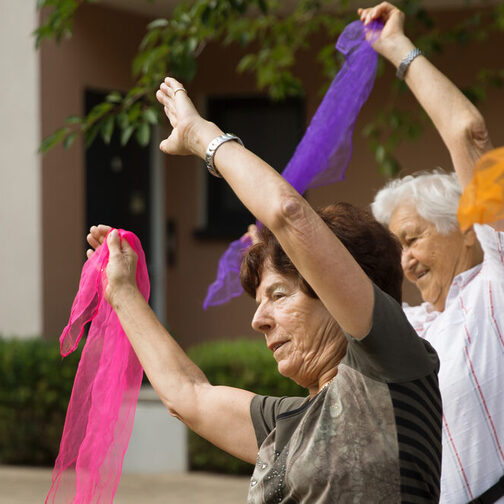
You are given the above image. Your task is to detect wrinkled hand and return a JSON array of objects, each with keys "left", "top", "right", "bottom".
[
  {"left": 86, "top": 224, "right": 112, "bottom": 259},
  {"left": 105, "top": 229, "right": 139, "bottom": 305},
  {"left": 155, "top": 77, "right": 209, "bottom": 157},
  {"left": 358, "top": 2, "right": 407, "bottom": 58}
]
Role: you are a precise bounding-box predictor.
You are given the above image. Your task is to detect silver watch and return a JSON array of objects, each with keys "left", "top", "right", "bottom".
[{"left": 205, "top": 133, "right": 244, "bottom": 178}]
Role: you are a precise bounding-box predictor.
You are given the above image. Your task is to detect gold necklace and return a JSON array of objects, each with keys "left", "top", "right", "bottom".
[{"left": 318, "top": 375, "right": 336, "bottom": 393}]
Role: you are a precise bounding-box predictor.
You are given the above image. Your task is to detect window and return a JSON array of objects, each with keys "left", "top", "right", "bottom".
[{"left": 195, "top": 95, "right": 305, "bottom": 239}]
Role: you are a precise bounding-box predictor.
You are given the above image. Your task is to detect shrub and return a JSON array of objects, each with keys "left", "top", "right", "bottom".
[
  {"left": 0, "top": 336, "right": 306, "bottom": 474},
  {"left": 187, "top": 339, "right": 306, "bottom": 475},
  {"left": 0, "top": 337, "right": 82, "bottom": 465}
]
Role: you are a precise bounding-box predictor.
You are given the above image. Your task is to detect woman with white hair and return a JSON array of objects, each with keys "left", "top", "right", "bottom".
[
  {"left": 372, "top": 172, "right": 484, "bottom": 314},
  {"left": 361, "top": 3, "right": 504, "bottom": 503}
]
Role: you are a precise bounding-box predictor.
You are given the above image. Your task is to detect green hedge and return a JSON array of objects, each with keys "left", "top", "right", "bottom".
[
  {"left": 187, "top": 339, "right": 305, "bottom": 475},
  {"left": 0, "top": 337, "right": 305, "bottom": 473},
  {"left": 0, "top": 337, "right": 82, "bottom": 465}
]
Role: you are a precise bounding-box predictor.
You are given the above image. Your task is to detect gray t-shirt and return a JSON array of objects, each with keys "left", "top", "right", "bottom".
[{"left": 249, "top": 284, "right": 441, "bottom": 503}]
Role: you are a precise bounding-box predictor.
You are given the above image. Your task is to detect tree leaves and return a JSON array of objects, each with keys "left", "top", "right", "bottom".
[
  {"left": 36, "top": 0, "right": 503, "bottom": 177},
  {"left": 63, "top": 131, "right": 78, "bottom": 149},
  {"left": 136, "top": 123, "right": 151, "bottom": 147},
  {"left": 143, "top": 107, "right": 159, "bottom": 125},
  {"left": 147, "top": 18, "right": 169, "bottom": 31},
  {"left": 38, "top": 127, "right": 69, "bottom": 154},
  {"left": 34, "top": 0, "right": 93, "bottom": 47},
  {"left": 100, "top": 115, "right": 115, "bottom": 145},
  {"left": 105, "top": 92, "right": 122, "bottom": 104},
  {"left": 120, "top": 125, "right": 135, "bottom": 147}
]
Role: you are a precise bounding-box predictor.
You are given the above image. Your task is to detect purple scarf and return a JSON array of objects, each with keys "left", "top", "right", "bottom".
[{"left": 204, "top": 20, "right": 382, "bottom": 309}]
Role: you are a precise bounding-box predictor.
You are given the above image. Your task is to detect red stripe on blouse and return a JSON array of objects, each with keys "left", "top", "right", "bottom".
[
  {"left": 443, "top": 414, "right": 473, "bottom": 499},
  {"left": 462, "top": 267, "right": 481, "bottom": 289},
  {"left": 464, "top": 346, "right": 504, "bottom": 462},
  {"left": 496, "top": 231, "right": 504, "bottom": 266},
  {"left": 489, "top": 282, "right": 504, "bottom": 348}
]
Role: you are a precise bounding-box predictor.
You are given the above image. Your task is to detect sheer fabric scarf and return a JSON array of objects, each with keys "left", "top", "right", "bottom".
[
  {"left": 46, "top": 230, "right": 150, "bottom": 504},
  {"left": 203, "top": 20, "right": 382, "bottom": 309}
]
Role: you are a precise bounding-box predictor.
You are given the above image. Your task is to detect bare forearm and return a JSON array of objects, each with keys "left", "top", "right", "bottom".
[
  {"left": 382, "top": 35, "right": 492, "bottom": 186},
  {"left": 110, "top": 286, "right": 208, "bottom": 417}
]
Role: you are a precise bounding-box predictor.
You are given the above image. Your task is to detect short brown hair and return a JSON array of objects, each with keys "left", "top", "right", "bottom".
[{"left": 240, "top": 202, "right": 403, "bottom": 302}]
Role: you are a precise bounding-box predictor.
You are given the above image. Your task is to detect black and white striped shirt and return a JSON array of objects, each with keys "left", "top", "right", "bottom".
[{"left": 249, "top": 284, "right": 442, "bottom": 503}]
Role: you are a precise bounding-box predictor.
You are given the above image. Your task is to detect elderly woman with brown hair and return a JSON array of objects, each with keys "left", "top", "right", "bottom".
[
  {"left": 357, "top": 2, "right": 504, "bottom": 503},
  {"left": 88, "top": 12, "right": 444, "bottom": 501},
  {"left": 95, "top": 194, "right": 441, "bottom": 502}
]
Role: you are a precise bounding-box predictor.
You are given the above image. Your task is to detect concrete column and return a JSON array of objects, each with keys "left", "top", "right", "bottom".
[
  {"left": 0, "top": 2, "right": 42, "bottom": 337},
  {"left": 122, "top": 386, "right": 188, "bottom": 473}
]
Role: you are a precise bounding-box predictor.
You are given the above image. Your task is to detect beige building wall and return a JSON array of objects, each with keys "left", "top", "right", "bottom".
[
  {"left": 0, "top": 1, "right": 42, "bottom": 337},
  {"left": 40, "top": 3, "right": 504, "bottom": 347},
  {"left": 40, "top": 5, "right": 150, "bottom": 339}
]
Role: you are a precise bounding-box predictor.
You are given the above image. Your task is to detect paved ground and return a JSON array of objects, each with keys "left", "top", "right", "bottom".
[{"left": 0, "top": 466, "right": 251, "bottom": 503}]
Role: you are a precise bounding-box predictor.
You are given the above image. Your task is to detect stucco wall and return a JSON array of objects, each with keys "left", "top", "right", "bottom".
[
  {"left": 40, "top": 4, "right": 151, "bottom": 338},
  {"left": 0, "top": 2, "right": 42, "bottom": 337}
]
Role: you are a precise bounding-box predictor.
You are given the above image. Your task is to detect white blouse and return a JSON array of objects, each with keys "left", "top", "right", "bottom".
[{"left": 404, "top": 224, "right": 504, "bottom": 504}]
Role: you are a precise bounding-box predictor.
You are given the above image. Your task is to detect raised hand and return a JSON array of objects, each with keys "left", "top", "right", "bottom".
[
  {"left": 357, "top": 2, "right": 410, "bottom": 63},
  {"left": 155, "top": 77, "right": 219, "bottom": 158}
]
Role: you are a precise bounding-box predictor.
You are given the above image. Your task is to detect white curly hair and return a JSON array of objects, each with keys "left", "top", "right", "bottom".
[{"left": 371, "top": 170, "right": 462, "bottom": 235}]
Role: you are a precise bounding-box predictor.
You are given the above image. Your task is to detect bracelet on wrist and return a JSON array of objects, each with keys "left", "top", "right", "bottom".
[
  {"left": 396, "top": 47, "right": 423, "bottom": 80},
  {"left": 205, "top": 133, "right": 244, "bottom": 178}
]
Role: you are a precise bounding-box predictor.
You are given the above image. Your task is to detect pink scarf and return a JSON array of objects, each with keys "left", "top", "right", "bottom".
[{"left": 46, "top": 229, "right": 150, "bottom": 503}]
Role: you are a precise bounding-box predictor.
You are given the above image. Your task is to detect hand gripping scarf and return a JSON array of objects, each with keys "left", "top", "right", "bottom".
[
  {"left": 203, "top": 19, "right": 382, "bottom": 309},
  {"left": 458, "top": 146, "right": 504, "bottom": 231},
  {"left": 46, "top": 230, "right": 150, "bottom": 504}
]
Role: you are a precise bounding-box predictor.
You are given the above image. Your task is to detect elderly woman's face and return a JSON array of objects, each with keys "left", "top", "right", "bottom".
[
  {"left": 388, "top": 203, "right": 471, "bottom": 312},
  {"left": 251, "top": 264, "right": 342, "bottom": 390}
]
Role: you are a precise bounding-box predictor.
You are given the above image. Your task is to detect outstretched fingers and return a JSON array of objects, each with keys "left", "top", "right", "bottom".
[
  {"left": 156, "top": 76, "right": 204, "bottom": 156},
  {"left": 163, "top": 76, "right": 186, "bottom": 96},
  {"left": 156, "top": 77, "right": 189, "bottom": 115}
]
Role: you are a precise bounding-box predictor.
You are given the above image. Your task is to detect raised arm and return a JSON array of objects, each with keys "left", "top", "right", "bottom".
[
  {"left": 156, "top": 81, "right": 374, "bottom": 339},
  {"left": 359, "top": 2, "right": 493, "bottom": 189},
  {"left": 92, "top": 228, "right": 258, "bottom": 464}
]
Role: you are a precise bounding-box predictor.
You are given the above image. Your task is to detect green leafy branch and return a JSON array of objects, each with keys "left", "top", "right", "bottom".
[
  {"left": 36, "top": 0, "right": 503, "bottom": 179},
  {"left": 38, "top": 88, "right": 160, "bottom": 153},
  {"left": 38, "top": 0, "right": 282, "bottom": 152},
  {"left": 37, "top": 0, "right": 358, "bottom": 152},
  {"left": 34, "top": 0, "right": 95, "bottom": 47}
]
